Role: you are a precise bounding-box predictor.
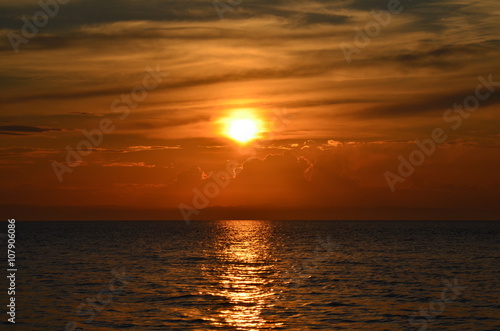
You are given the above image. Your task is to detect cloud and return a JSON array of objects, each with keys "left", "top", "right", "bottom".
[
  {"left": 0, "top": 0, "right": 350, "bottom": 33},
  {"left": 360, "top": 87, "right": 500, "bottom": 118},
  {"left": 326, "top": 140, "right": 342, "bottom": 147},
  {"left": 68, "top": 111, "right": 102, "bottom": 117},
  {"left": 103, "top": 162, "right": 156, "bottom": 167},
  {"left": 387, "top": 42, "right": 500, "bottom": 69},
  {"left": 0, "top": 125, "right": 62, "bottom": 135},
  {"left": 123, "top": 115, "right": 211, "bottom": 130},
  {"left": 171, "top": 165, "right": 206, "bottom": 193},
  {"left": 124, "top": 146, "right": 181, "bottom": 152},
  {"left": 214, "top": 152, "right": 313, "bottom": 206}
]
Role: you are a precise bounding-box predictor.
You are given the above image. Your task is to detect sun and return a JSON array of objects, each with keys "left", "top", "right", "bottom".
[
  {"left": 221, "top": 110, "right": 263, "bottom": 144},
  {"left": 227, "top": 119, "right": 259, "bottom": 143}
]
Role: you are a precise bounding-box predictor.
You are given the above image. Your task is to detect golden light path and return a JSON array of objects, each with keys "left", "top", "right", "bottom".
[
  {"left": 220, "top": 109, "right": 264, "bottom": 144},
  {"left": 202, "top": 220, "right": 283, "bottom": 330}
]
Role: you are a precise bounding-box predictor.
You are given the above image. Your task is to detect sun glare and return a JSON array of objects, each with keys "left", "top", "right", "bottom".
[
  {"left": 228, "top": 119, "right": 259, "bottom": 143},
  {"left": 222, "top": 110, "right": 263, "bottom": 144}
]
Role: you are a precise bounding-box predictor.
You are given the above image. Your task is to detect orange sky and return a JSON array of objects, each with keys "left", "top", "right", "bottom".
[{"left": 1, "top": 0, "right": 499, "bottom": 220}]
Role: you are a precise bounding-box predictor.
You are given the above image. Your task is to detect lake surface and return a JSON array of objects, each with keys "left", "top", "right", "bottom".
[{"left": 3, "top": 220, "right": 500, "bottom": 330}]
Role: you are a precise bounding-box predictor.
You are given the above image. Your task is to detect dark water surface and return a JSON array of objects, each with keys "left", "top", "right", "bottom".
[{"left": 2, "top": 220, "right": 500, "bottom": 330}]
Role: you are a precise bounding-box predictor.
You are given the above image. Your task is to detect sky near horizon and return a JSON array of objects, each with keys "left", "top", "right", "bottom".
[{"left": 1, "top": 0, "right": 499, "bottom": 220}]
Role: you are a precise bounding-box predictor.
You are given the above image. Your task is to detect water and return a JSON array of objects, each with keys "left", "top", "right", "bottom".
[{"left": 2, "top": 220, "right": 500, "bottom": 330}]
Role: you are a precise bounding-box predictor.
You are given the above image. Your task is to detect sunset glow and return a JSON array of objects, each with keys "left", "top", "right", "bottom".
[{"left": 0, "top": 0, "right": 499, "bottom": 222}]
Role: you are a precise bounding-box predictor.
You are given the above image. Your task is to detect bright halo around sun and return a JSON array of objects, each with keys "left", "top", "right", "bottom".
[{"left": 222, "top": 110, "right": 263, "bottom": 144}]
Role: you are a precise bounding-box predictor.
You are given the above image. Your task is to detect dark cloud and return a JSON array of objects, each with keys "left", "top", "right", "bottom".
[
  {"left": 360, "top": 88, "right": 500, "bottom": 118},
  {"left": 126, "top": 115, "right": 211, "bottom": 130},
  {"left": 0, "top": 0, "right": 214, "bottom": 31},
  {"left": 0, "top": 64, "right": 329, "bottom": 105},
  {"left": 0, "top": 125, "right": 61, "bottom": 134},
  {"left": 284, "top": 12, "right": 350, "bottom": 27},
  {"left": 68, "top": 111, "right": 101, "bottom": 116},
  {"left": 0, "top": 147, "right": 58, "bottom": 156},
  {"left": 347, "top": 0, "right": 468, "bottom": 33},
  {"left": 388, "top": 42, "right": 499, "bottom": 69},
  {"left": 216, "top": 152, "right": 312, "bottom": 206},
  {"left": 0, "top": 0, "right": 351, "bottom": 32},
  {"left": 0, "top": 132, "right": 26, "bottom": 136}
]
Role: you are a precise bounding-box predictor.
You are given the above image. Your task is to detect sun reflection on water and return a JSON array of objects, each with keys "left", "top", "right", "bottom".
[{"left": 202, "top": 220, "right": 283, "bottom": 330}]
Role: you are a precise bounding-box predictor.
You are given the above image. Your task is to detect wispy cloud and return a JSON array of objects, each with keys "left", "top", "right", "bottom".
[{"left": 0, "top": 125, "right": 62, "bottom": 135}]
